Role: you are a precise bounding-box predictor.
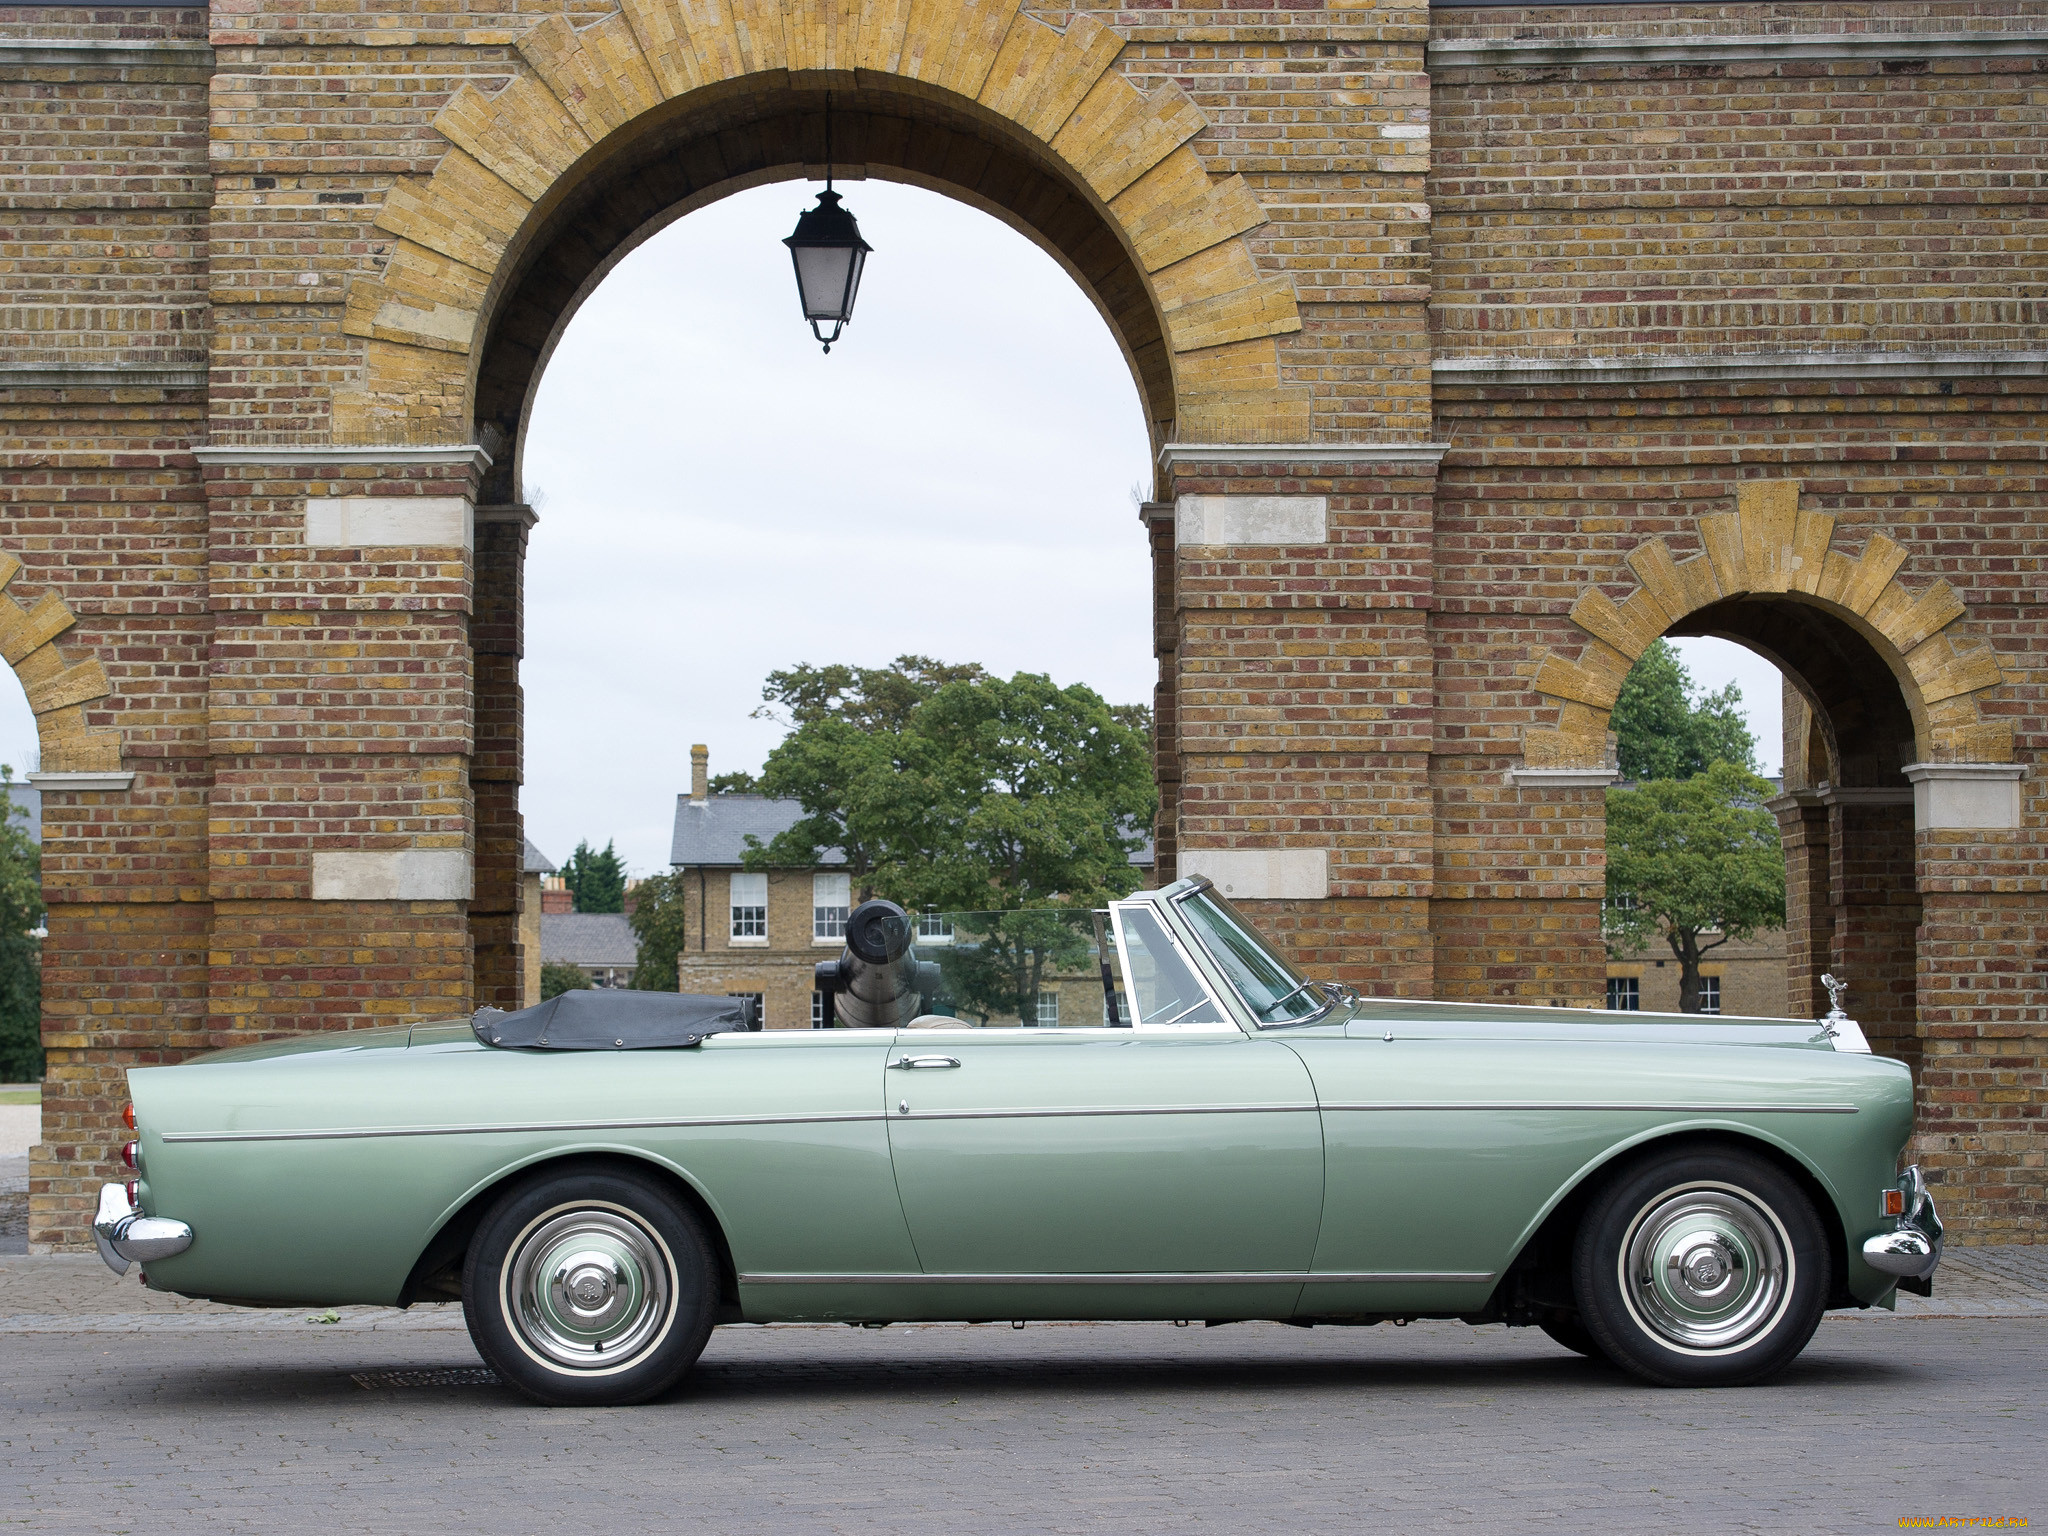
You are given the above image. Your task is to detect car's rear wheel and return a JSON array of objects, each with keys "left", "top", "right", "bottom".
[
  {"left": 462, "top": 1164, "right": 718, "bottom": 1406},
  {"left": 1573, "top": 1147, "right": 1828, "bottom": 1388}
]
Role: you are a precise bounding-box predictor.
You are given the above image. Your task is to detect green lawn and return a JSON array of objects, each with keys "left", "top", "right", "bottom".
[{"left": 0, "top": 1089, "right": 40, "bottom": 1105}]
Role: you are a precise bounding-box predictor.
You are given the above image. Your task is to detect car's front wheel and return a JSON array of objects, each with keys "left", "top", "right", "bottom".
[
  {"left": 462, "top": 1164, "right": 719, "bottom": 1406},
  {"left": 1573, "top": 1147, "right": 1828, "bottom": 1387}
]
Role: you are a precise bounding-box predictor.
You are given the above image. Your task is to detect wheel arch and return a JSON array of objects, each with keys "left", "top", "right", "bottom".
[
  {"left": 398, "top": 1149, "right": 742, "bottom": 1316},
  {"left": 1498, "top": 1126, "right": 1854, "bottom": 1314}
]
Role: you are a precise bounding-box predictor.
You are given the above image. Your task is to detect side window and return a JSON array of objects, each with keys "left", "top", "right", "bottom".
[
  {"left": 730, "top": 872, "right": 767, "bottom": 942},
  {"left": 1110, "top": 905, "right": 1227, "bottom": 1028},
  {"left": 812, "top": 872, "right": 850, "bottom": 942}
]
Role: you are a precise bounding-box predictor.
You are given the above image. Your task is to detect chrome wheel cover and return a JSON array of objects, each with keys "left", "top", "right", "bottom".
[
  {"left": 1617, "top": 1181, "right": 1793, "bottom": 1355},
  {"left": 501, "top": 1204, "right": 676, "bottom": 1375}
]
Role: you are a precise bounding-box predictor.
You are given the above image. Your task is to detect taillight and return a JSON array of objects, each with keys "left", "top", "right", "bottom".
[
  {"left": 123, "top": 1104, "right": 135, "bottom": 1131},
  {"left": 124, "top": 1180, "right": 139, "bottom": 1206},
  {"left": 122, "top": 1142, "right": 139, "bottom": 1169}
]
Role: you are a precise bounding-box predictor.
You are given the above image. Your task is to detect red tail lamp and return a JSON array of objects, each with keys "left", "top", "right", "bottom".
[{"left": 123, "top": 1103, "right": 136, "bottom": 1131}]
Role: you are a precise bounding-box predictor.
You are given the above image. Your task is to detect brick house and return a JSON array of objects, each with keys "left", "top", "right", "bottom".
[{"left": 671, "top": 746, "right": 1152, "bottom": 1029}]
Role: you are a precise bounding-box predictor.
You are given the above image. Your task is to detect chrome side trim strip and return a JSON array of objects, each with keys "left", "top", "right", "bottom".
[
  {"left": 161, "top": 1110, "right": 892, "bottom": 1144},
  {"left": 740, "top": 1271, "right": 1496, "bottom": 1287},
  {"left": 900, "top": 1104, "right": 1319, "bottom": 1123},
  {"left": 1321, "top": 1102, "right": 1859, "bottom": 1114},
  {"left": 160, "top": 1103, "right": 1321, "bottom": 1143}
]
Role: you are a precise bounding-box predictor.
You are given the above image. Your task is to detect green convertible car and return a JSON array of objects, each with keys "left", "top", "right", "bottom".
[{"left": 95, "top": 878, "right": 1941, "bottom": 1403}]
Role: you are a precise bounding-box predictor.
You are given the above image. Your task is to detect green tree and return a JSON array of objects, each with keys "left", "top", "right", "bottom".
[
  {"left": 1611, "top": 639, "right": 1759, "bottom": 782},
  {"left": 0, "top": 767, "right": 44, "bottom": 1082},
  {"left": 744, "top": 663, "right": 1156, "bottom": 916},
  {"left": 1604, "top": 761, "right": 1787, "bottom": 1014},
  {"left": 560, "top": 839, "right": 627, "bottom": 913},
  {"left": 539, "top": 962, "right": 592, "bottom": 1001},
  {"left": 707, "top": 771, "right": 760, "bottom": 795},
  {"left": 750, "top": 655, "right": 989, "bottom": 735},
  {"left": 628, "top": 869, "right": 691, "bottom": 992}
]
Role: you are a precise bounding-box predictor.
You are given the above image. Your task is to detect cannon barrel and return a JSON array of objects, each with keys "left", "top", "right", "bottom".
[{"left": 813, "top": 899, "right": 942, "bottom": 1029}]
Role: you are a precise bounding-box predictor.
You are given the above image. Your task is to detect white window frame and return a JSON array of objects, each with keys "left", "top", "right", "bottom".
[
  {"left": 812, "top": 872, "right": 850, "bottom": 944},
  {"left": 1698, "top": 976, "right": 1722, "bottom": 1015},
  {"left": 727, "top": 991, "right": 764, "bottom": 1028},
  {"left": 729, "top": 871, "right": 767, "bottom": 944},
  {"left": 1035, "top": 989, "right": 1060, "bottom": 1027},
  {"left": 1607, "top": 975, "right": 1640, "bottom": 1012}
]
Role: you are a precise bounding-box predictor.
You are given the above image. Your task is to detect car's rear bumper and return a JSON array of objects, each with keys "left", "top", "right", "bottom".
[{"left": 93, "top": 1181, "right": 194, "bottom": 1277}]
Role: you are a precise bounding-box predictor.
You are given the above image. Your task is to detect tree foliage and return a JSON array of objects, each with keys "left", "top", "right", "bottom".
[
  {"left": 1612, "top": 640, "right": 1759, "bottom": 782},
  {"left": 628, "top": 869, "right": 691, "bottom": 992},
  {"left": 539, "top": 961, "right": 592, "bottom": 1001},
  {"left": 0, "top": 768, "right": 43, "bottom": 1081},
  {"left": 707, "top": 771, "right": 760, "bottom": 796},
  {"left": 560, "top": 839, "right": 627, "bottom": 913},
  {"left": 744, "top": 660, "right": 1156, "bottom": 916},
  {"left": 1605, "top": 762, "right": 1786, "bottom": 1013}
]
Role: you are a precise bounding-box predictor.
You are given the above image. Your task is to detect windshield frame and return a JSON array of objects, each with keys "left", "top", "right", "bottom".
[{"left": 1166, "top": 880, "right": 1337, "bottom": 1030}]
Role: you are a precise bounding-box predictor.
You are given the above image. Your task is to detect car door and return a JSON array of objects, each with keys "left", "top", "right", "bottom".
[{"left": 882, "top": 900, "right": 1323, "bottom": 1320}]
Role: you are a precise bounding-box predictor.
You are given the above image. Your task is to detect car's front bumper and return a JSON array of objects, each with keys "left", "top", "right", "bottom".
[
  {"left": 93, "top": 1181, "right": 194, "bottom": 1277},
  {"left": 1861, "top": 1165, "right": 1942, "bottom": 1290}
]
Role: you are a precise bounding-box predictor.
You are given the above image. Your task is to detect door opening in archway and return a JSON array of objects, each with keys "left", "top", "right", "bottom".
[{"left": 512, "top": 180, "right": 1156, "bottom": 1007}]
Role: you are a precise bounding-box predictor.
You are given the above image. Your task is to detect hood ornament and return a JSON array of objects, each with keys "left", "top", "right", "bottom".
[{"left": 1821, "top": 973, "right": 1850, "bottom": 1023}]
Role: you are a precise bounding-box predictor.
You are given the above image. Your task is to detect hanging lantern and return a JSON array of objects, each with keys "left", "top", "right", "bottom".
[
  {"left": 783, "top": 93, "right": 873, "bottom": 353},
  {"left": 783, "top": 188, "right": 872, "bottom": 352}
]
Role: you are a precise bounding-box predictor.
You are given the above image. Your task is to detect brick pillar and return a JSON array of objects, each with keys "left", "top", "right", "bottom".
[
  {"left": 1164, "top": 449, "right": 1440, "bottom": 996},
  {"left": 1140, "top": 502, "right": 1178, "bottom": 886},
  {"left": 196, "top": 447, "right": 482, "bottom": 1044},
  {"left": 471, "top": 506, "right": 532, "bottom": 1011},
  {"left": 1771, "top": 789, "right": 1833, "bottom": 1022},
  {"left": 1827, "top": 790, "right": 1920, "bottom": 1073}
]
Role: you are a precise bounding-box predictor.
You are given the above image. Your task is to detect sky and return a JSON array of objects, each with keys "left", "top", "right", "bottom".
[{"left": 0, "top": 178, "right": 1781, "bottom": 862}]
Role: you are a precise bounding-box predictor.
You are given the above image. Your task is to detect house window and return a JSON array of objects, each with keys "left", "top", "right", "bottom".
[
  {"left": 917, "top": 909, "right": 954, "bottom": 943},
  {"left": 813, "top": 872, "right": 850, "bottom": 942},
  {"left": 1036, "top": 989, "right": 1060, "bottom": 1027},
  {"left": 728, "top": 991, "right": 764, "bottom": 1028},
  {"left": 811, "top": 989, "right": 825, "bottom": 1028},
  {"left": 730, "top": 872, "right": 767, "bottom": 941},
  {"left": 1699, "top": 976, "right": 1722, "bottom": 1015},
  {"left": 1606, "top": 976, "right": 1640, "bottom": 1011},
  {"left": 1103, "top": 989, "right": 1129, "bottom": 1026}
]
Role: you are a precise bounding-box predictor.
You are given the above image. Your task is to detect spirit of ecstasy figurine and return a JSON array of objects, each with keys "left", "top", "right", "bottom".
[{"left": 1821, "top": 972, "right": 1850, "bottom": 1023}]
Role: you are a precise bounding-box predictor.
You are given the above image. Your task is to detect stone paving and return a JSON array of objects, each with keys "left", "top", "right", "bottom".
[{"left": 0, "top": 1251, "right": 2043, "bottom": 1533}]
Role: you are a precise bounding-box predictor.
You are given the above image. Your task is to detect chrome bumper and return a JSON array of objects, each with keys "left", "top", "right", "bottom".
[
  {"left": 1861, "top": 1165, "right": 1942, "bottom": 1284},
  {"left": 93, "top": 1181, "right": 194, "bottom": 1277}
]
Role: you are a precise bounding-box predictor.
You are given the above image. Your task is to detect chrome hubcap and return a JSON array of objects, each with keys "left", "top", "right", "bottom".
[
  {"left": 1620, "top": 1183, "right": 1791, "bottom": 1354},
  {"left": 505, "top": 1207, "right": 673, "bottom": 1372}
]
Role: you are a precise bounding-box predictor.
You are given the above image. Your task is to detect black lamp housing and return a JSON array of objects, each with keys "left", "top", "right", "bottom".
[{"left": 782, "top": 188, "right": 872, "bottom": 352}]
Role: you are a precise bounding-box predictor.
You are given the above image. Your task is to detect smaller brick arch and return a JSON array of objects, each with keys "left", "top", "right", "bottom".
[
  {"left": 0, "top": 552, "right": 119, "bottom": 773},
  {"left": 1526, "top": 480, "right": 2013, "bottom": 773}
]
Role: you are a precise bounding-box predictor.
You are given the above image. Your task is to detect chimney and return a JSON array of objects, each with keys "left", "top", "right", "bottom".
[{"left": 691, "top": 743, "right": 709, "bottom": 802}]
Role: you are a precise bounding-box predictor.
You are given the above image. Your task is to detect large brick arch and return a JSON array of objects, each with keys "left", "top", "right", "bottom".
[
  {"left": 1526, "top": 480, "right": 2015, "bottom": 774},
  {"left": 334, "top": 0, "right": 1307, "bottom": 457},
  {"left": 0, "top": 552, "right": 120, "bottom": 774}
]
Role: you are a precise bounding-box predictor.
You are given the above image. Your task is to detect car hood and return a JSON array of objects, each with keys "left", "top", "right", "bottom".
[{"left": 1339, "top": 998, "right": 1838, "bottom": 1051}]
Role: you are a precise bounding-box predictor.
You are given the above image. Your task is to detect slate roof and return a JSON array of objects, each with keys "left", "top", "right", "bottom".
[
  {"left": 669, "top": 795, "right": 845, "bottom": 868},
  {"left": 539, "top": 912, "right": 637, "bottom": 967},
  {"left": 522, "top": 837, "right": 556, "bottom": 874},
  {"left": 669, "top": 794, "right": 1152, "bottom": 869}
]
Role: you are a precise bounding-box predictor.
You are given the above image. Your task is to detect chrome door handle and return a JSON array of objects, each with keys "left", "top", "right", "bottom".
[{"left": 889, "top": 1056, "right": 961, "bottom": 1070}]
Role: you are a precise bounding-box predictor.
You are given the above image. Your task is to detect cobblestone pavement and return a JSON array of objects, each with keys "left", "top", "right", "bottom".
[{"left": 0, "top": 1257, "right": 2042, "bottom": 1535}]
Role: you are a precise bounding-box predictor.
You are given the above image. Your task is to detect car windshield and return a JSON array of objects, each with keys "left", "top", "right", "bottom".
[{"left": 1173, "top": 887, "right": 1329, "bottom": 1026}]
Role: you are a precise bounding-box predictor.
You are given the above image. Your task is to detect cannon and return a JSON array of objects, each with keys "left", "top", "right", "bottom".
[{"left": 812, "top": 899, "right": 943, "bottom": 1028}]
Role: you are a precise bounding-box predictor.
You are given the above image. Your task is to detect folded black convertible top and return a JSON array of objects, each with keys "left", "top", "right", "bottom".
[{"left": 472, "top": 989, "right": 761, "bottom": 1050}]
